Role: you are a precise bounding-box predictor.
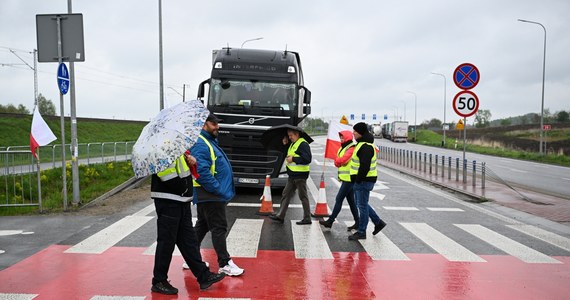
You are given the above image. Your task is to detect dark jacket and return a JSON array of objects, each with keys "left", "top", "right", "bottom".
[
  {"left": 351, "top": 131, "right": 377, "bottom": 183},
  {"left": 190, "top": 129, "right": 235, "bottom": 203},
  {"left": 285, "top": 138, "right": 312, "bottom": 179},
  {"left": 150, "top": 173, "right": 193, "bottom": 202}
]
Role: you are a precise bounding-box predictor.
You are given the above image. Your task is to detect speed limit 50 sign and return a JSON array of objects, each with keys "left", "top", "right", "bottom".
[{"left": 452, "top": 90, "right": 479, "bottom": 118}]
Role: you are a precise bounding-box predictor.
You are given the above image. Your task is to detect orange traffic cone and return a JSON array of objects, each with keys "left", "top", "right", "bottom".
[
  {"left": 312, "top": 175, "right": 330, "bottom": 217},
  {"left": 257, "top": 175, "right": 274, "bottom": 216}
]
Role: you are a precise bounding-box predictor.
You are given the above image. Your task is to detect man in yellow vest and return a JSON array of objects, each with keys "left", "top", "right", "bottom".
[
  {"left": 150, "top": 153, "right": 225, "bottom": 294},
  {"left": 319, "top": 130, "right": 359, "bottom": 229},
  {"left": 270, "top": 128, "right": 313, "bottom": 225},
  {"left": 185, "top": 114, "right": 244, "bottom": 276},
  {"left": 349, "top": 122, "right": 386, "bottom": 240}
]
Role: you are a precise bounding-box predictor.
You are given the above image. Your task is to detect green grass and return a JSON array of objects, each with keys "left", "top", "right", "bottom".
[
  {"left": 0, "top": 161, "right": 136, "bottom": 215},
  {"left": 0, "top": 114, "right": 146, "bottom": 147},
  {"left": 413, "top": 129, "right": 570, "bottom": 167}
]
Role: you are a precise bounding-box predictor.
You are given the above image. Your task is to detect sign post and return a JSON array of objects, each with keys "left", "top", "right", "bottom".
[
  {"left": 36, "top": 13, "right": 85, "bottom": 209},
  {"left": 453, "top": 63, "right": 480, "bottom": 182}
]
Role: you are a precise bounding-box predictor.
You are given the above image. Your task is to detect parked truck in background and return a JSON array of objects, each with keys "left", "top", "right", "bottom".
[
  {"left": 381, "top": 123, "right": 392, "bottom": 140},
  {"left": 197, "top": 48, "right": 311, "bottom": 187},
  {"left": 390, "top": 121, "right": 409, "bottom": 142}
]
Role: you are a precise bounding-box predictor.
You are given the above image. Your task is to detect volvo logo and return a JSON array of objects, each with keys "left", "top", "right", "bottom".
[{"left": 248, "top": 118, "right": 255, "bottom": 124}]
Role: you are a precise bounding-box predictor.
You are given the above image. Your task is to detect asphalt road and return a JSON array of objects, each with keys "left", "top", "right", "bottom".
[{"left": 376, "top": 137, "right": 570, "bottom": 199}]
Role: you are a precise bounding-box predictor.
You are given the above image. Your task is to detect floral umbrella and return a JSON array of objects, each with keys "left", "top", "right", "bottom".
[{"left": 131, "top": 100, "right": 210, "bottom": 178}]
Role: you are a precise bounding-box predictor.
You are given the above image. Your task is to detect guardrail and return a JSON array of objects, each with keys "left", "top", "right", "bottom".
[
  {"left": 1, "top": 150, "right": 41, "bottom": 209},
  {"left": 378, "top": 146, "right": 486, "bottom": 188}
]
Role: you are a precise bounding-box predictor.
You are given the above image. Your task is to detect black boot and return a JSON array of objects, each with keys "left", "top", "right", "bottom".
[{"left": 319, "top": 219, "right": 334, "bottom": 228}]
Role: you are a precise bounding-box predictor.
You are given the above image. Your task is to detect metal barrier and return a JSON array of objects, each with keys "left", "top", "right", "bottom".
[
  {"left": 1, "top": 150, "right": 41, "bottom": 209},
  {"left": 378, "top": 146, "right": 486, "bottom": 188}
]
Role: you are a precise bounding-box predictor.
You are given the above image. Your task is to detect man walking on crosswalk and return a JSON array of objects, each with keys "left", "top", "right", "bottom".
[{"left": 349, "top": 122, "right": 387, "bottom": 240}]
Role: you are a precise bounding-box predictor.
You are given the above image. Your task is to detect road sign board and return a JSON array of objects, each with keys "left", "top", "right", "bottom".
[
  {"left": 384, "top": 114, "right": 388, "bottom": 120},
  {"left": 57, "top": 63, "right": 70, "bottom": 95},
  {"left": 361, "top": 113, "right": 365, "bottom": 120},
  {"left": 543, "top": 124, "right": 551, "bottom": 131},
  {"left": 373, "top": 114, "right": 377, "bottom": 120},
  {"left": 456, "top": 119, "right": 464, "bottom": 130},
  {"left": 453, "top": 63, "right": 480, "bottom": 90},
  {"left": 340, "top": 115, "right": 349, "bottom": 124},
  {"left": 452, "top": 90, "right": 479, "bottom": 118},
  {"left": 36, "top": 14, "right": 85, "bottom": 62}
]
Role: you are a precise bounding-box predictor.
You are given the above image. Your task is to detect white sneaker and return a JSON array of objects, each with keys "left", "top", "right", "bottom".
[
  {"left": 218, "top": 259, "right": 244, "bottom": 276},
  {"left": 183, "top": 261, "right": 209, "bottom": 269}
]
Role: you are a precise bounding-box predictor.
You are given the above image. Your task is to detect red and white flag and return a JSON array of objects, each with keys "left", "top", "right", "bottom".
[
  {"left": 324, "top": 122, "right": 353, "bottom": 159},
  {"left": 30, "top": 106, "right": 57, "bottom": 158}
]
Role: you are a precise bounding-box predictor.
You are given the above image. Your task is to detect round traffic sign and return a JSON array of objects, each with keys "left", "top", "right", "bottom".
[
  {"left": 453, "top": 63, "right": 480, "bottom": 90},
  {"left": 57, "top": 63, "right": 70, "bottom": 95},
  {"left": 452, "top": 90, "right": 479, "bottom": 118}
]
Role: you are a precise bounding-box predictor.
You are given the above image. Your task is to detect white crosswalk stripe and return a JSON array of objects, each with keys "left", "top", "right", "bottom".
[
  {"left": 401, "top": 222, "right": 486, "bottom": 262},
  {"left": 345, "top": 221, "right": 409, "bottom": 261},
  {"left": 0, "top": 294, "right": 38, "bottom": 300},
  {"left": 506, "top": 224, "right": 570, "bottom": 252},
  {"left": 456, "top": 224, "right": 562, "bottom": 264},
  {"left": 291, "top": 220, "right": 333, "bottom": 259},
  {"left": 65, "top": 215, "right": 154, "bottom": 254},
  {"left": 227, "top": 219, "right": 264, "bottom": 258},
  {"left": 91, "top": 296, "right": 145, "bottom": 300}
]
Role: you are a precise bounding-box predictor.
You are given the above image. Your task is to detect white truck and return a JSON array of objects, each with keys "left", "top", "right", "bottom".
[
  {"left": 372, "top": 123, "right": 382, "bottom": 137},
  {"left": 390, "top": 121, "right": 409, "bottom": 142}
]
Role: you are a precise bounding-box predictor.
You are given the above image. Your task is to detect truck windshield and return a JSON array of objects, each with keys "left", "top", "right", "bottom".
[{"left": 209, "top": 79, "right": 297, "bottom": 113}]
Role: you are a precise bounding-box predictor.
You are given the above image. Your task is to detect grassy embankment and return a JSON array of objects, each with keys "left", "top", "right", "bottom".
[
  {"left": 413, "top": 129, "right": 570, "bottom": 167},
  {"left": 1, "top": 114, "right": 147, "bottom": 215}
]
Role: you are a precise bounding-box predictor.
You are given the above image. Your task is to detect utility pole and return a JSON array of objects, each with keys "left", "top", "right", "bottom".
[{"left": 68, "top": 0, "right": 80, "bottom": 205}]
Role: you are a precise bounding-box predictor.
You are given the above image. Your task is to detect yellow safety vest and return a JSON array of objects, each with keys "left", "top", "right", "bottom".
[
  {"left": 337, "top": 142, "right": 355, "bottom": 182},
  {"left": 193, "top": 135, "right": 217, "bottom": 187},
  {"left": 157, "top": 155, "right": 191, "bottom": 181},
  {"left": 349, "top": 142, "right": 377, "bottom": 177},
  {"left": 286, "top": 137, "right": 310, "bottom": 173}
]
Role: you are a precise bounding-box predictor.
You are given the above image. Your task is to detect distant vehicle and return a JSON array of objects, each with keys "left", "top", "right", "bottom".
[
  {"left": 372, "top": 123, "right": 382, "bottom": 137},
  {"left": 381, "top": 123, "right": 392, "bottom": 140},
  {"left": 197, "top": 48, "right": 312, "bottom": 187},
  {"left": 390, "top": 121, "right": 409, "bottom": 142}
]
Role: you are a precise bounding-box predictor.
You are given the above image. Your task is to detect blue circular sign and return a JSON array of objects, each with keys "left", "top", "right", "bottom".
[
  {"left": 57, "top": 63, "right": 70, "bottom": 95},
  {"left": 453, "top": 63, "right": 480, "bottom": 90}
]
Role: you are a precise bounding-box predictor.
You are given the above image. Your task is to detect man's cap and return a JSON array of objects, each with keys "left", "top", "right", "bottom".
[{"left": 206, "top": 114, "right": 222, "bottom": 124}]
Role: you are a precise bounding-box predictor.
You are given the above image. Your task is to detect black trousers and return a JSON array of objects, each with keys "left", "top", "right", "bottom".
[
  {"left": 276, "top": 178, "right": 311, "bottom": 221},
  {"left": 153, "top": 198, "right": 209, "bottom": 285},
  {"left": 194, "top": 201, "right": 231, "bottom": 268}
]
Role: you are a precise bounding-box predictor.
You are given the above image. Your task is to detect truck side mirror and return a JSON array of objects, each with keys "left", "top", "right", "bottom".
[
  {"left": 303, "top": 106, "right": 311, "bottom": 115},
  {"left": 300, "top": 86, "right": 311, "bottom": 104},
  {"left": 197, "top": 79, "right": 210, "bottom": 99}
]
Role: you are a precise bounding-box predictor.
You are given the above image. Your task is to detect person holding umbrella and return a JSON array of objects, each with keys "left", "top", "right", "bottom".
[
  {"left": 131, "top": 100, "right": 226, "bottom": 295},
  {"left": 268, "top": 126, "right": 313, "bottom": 225},
  {"left": 348, "top": 122, "right": 386, "bottom": 240}
]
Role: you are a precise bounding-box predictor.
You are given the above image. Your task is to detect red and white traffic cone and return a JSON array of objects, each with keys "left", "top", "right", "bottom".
[
  {"left": 257, "top": 175, "right": 274, "bottom": 216},
  {"left": 312, "top": 175, "right": 330, "bottom": 217}
]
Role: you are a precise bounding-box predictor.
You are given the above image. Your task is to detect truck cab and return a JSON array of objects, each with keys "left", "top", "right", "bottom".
[{"left": 197, "top": 48, "right": 311, "bottom": 187}]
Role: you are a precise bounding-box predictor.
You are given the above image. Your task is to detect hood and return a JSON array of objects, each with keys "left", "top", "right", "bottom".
[{"left": 339, "top": 130, "right": 353, "bottom": 142}]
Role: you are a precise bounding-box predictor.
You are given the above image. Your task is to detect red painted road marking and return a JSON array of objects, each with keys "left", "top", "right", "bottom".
[{"left": 0, "top": 245, "right": 569, "bottom": 299}]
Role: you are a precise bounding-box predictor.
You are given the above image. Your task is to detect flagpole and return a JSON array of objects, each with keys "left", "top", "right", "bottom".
[{"left": 36, "top": 153, "right": 43, "bottom": 212}]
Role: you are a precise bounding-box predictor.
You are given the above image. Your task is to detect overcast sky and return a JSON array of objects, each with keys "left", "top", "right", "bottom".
[{"left": 1, "top": 0, "right": 569, "bottom": 125}]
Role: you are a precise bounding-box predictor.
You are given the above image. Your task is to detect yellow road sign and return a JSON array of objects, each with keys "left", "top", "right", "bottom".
[
  {"left": 456, "top": 119, "right": 464, "bottom": 130},
  {"left": 340, "top": 115, "right": 349, "bottom": 125}
]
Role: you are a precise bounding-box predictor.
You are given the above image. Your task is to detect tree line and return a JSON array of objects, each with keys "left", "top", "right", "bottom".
[{"left": 0, "top": 94, "right": 57, "bottom": 116}]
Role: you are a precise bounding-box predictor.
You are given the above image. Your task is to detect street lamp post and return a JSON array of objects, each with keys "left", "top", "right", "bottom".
[
  {"left": 400, "top": 100, "right": 406, "bottom": 121},
  {"left": 431, "top": 72, "right": 447, "bottom": 147},
  {"left": 518, "top": 19, "right": 547, "bottom": 155},
  {"left": 241, "top": 37, "right": 263, "bottom": 48},
  {"left": 407, "top": 91, "right": 417, "bottom": 142}
]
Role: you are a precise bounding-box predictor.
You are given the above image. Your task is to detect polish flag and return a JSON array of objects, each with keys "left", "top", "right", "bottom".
[
  {"left": 324, "top": 122, "right": 353, "bottom": 159},
  {"left": 30, "top": 106, "right": 57, "bottom": 159}
]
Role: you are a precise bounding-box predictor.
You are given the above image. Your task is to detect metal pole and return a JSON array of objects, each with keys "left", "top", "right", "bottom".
[
  {"left": 158, "top": 0, "right": 164, "bottom": 111},
  {"left": 56, "top": 16, "right": 68, "bottom": 211},
  {"left": 68, "top": 0, "right": 80, "bottom": 206},
  {"left": 431, "top": 72, "right": 446, "bottom": 147},
  {"left": 407, "top": 91, "right": 417, "bottom": 142},
  {"left": 518, "top": 19, "right": 546, "bottom": 155}
]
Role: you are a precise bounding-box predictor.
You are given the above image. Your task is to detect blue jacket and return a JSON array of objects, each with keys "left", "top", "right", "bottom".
[{"left": 190, "top": 129, "right": 235, "bottom": 203}]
